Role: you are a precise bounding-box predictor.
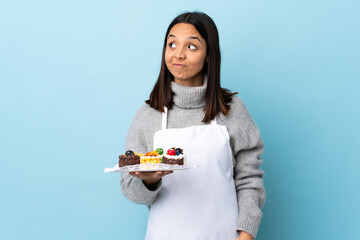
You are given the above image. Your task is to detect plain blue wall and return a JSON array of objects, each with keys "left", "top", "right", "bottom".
[{"left": 1, "top": 0, "right": 359, "bottom": 239}]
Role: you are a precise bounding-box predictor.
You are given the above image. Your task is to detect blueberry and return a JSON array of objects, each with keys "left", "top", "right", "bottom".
[
  {"left": 175, "top": 148, "right": 183, "bottom": 155},
  {"left": 125, "top": 150, "right": 134, "bottom": 156}
]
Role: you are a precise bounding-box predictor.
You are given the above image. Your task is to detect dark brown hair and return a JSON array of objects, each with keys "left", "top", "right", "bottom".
[{"left": 146, "top": 11, "right": 237, "bottom": 122}]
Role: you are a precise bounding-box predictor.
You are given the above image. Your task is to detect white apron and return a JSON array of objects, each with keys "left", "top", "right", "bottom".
[{"left": 145, "top": 107, "right": 239, "bottom": 240}]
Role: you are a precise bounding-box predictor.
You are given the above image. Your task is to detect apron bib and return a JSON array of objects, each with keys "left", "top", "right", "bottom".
[{"left": 145, "top": 107, "right": 239, "bottom": 240}]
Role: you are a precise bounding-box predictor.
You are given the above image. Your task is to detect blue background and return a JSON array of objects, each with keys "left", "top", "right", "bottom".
[{"left": 1, "top": 0, "right": 359, "bottom": 239}]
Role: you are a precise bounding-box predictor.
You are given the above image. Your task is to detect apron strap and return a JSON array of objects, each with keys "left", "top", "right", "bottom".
[
  {"left": 211, "top": 116, "right": 217, "bottom": 125},
  {"left": 162, "top": 106, "right": 217, "bottom": 129},
  {"left": 162, "top": 106, "right": 168, "bottom": 130}
]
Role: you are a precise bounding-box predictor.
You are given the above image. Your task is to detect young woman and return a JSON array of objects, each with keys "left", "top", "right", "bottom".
[{"left": 120, "top": 11, "right": 265, "bottom": 240}]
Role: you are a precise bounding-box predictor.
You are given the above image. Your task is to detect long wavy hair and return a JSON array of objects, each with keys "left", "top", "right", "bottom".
[{"left": 146, "top": 11, "right": 237, "bottom": 122}]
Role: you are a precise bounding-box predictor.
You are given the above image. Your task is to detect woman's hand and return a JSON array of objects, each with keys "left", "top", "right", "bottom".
[
  {"left": 129, "top": 171, "right": 173, "bottom": 187},
  {"left": 236, "top": 231, "right": 254, "bottom": 240}
]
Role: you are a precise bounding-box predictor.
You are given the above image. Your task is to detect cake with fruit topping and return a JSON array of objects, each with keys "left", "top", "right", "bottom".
[
  {"left": 118, "top": 150, "right": 141, "bottom": 167},
  {"left": 163, "top": 147, "right": 185, "bottom": 165},
  {"left": 140, "top": 149, "right": 163, "bottom": 164},
  {"left": 140, "top": 148, "right": 163, "bottom": 170}
]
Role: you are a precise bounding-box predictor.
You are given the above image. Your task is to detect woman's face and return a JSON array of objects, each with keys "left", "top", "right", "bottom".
[{"left": 165, "top": 23, "right": 207, "bottom": 86}]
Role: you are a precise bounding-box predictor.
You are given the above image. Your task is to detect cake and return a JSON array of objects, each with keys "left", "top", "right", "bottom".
[
  {"left": 140, "top": 149, "right": 163, "bottom": 170},
  {"left": 163, "top": 147, "right": 185, "bottom": 165},
  {"left": 140, "top": 150, "right": 163, "bottom": 164},
  {"left": 118, "top": 150, "right": 141, "bottom": 167},
  {"left": 118, "top": 148, "right": 185, "bottom": 169}
]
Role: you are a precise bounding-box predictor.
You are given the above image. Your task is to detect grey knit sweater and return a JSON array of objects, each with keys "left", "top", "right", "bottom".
[{"left": 120, "top": 79, "right": 265, "bottom": 238}]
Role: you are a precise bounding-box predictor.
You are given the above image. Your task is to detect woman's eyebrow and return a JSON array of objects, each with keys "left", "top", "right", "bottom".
[
  {"left": 167, "top": 34, "right": 201, "bottom": 42},
  {"left": 189, "top": 36, "right": 201, "bottom": 42}
]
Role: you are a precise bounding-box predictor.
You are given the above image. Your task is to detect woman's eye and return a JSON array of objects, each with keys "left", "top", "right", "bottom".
[
  {"left": 189, "top": 45, "right": 197, "bottom": 50},
  {"left": 169, "top": 43, "right": 176, "bottom": 48}
]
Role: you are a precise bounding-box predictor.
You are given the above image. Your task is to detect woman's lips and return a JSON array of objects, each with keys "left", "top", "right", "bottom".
[{"left": 173, "top": 63, "right": 185, "bottom": 68}]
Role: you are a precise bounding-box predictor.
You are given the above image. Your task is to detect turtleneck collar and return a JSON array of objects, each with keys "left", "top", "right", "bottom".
[{"left": 171, "top": 75, "right": 207, "bottom": 109}]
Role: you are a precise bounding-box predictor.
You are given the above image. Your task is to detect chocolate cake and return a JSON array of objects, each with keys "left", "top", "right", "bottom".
[
  {"left": 119, "top": 150, "right": 140, "bottom": 167},
  {"left": 163, "top": 147, "right": 184, "bottom": 165}
]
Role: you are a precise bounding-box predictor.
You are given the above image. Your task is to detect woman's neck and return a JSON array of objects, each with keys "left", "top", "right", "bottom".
[{"left": 171, "top": 74, "right": 207, "bottom": 109}]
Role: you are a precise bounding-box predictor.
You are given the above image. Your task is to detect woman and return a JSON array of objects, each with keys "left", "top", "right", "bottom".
[{"left": 120, "top": 11, "right": 265, "bottom": 240}]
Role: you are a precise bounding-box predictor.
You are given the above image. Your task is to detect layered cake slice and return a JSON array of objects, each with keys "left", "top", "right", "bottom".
[
  {"left": 140, "top": 149, "right": 163, "bottom": 170},
  {"left": 163, "top": 147, "right": 185, "bottom": 165},
  {"left": 118, "top": 150, "right": 141, "bottom": 167}
]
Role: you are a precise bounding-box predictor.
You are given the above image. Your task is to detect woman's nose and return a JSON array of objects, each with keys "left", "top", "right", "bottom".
[{"left": 174, "top": 47, "right": 186, "bottom": 59}]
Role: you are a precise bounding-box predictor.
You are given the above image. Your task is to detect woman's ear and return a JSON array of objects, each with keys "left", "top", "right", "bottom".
[{"left": 206, "top": 56, "right": 209, "bottom": 62}]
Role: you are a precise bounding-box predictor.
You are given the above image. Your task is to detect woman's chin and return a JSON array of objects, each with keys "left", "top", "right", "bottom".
[{"left": 172, "top": 71, "right": 186, "bottom": 79}]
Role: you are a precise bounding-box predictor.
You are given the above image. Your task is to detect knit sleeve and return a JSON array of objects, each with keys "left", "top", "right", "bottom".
[
  {"left": 230, "top": 98, "right": 265, "bottom": 238},
  {"left": 120, "top": 106, "right": 162, "bottom": 205}
]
